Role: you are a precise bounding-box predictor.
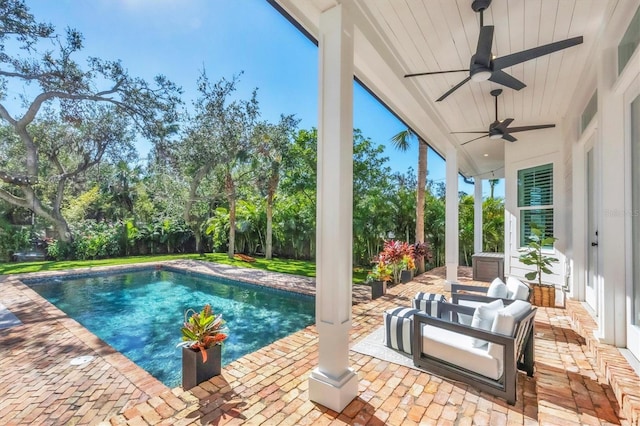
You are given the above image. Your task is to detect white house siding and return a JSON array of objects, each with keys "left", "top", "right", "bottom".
[
  {"left": 563, "top": 0, "right": 640, "bottom": 351},
  {"left": 504, "top": 128, "right": 567, "bottom": 288}
]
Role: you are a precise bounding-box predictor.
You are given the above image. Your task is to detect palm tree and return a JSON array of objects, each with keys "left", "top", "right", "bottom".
[
  {"left": 390, "top": 128, "right": 428, "bottom": 274},
  {"left": 489, "top": 179, "right": 500, "bottom": 199}
]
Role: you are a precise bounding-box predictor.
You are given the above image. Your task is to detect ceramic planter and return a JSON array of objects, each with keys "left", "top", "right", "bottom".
[
  {"left": 182, "top": 344, "right": 222, "bottom": 390},
  {"left": 371, "top": 280, "right": 387, "bottom": 299}
]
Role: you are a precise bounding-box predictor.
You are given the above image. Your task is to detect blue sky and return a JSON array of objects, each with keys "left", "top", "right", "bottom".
[{"left": 15, "top": 0, "right": 504, "bottom": 197}]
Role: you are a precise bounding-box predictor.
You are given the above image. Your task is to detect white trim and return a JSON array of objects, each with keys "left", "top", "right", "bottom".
[
  {"left": 505, "top": 152, "right": 565, "bottom": 286},
  {"left": 445, "top": 145, "right": 459, "bottom": 290},
  {"left": 571, "top": 120, "right": 598, "bottom": 302},
  {"left": 474, "top": 179, "right": 483, "bottom": 254}
]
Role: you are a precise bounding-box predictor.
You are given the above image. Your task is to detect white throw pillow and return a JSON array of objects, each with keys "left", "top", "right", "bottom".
[
  {"left": 486, "top": 277, "right": 508, "bottom": 298},
  {"left": 487, "top": 300, "right": 533, "bottom": 361},
  {"left": 470, "top": 299, "right": 504, "bottom": 348},
  {"left": 506, "top": 276, "right": 530, "bottom": 300}
]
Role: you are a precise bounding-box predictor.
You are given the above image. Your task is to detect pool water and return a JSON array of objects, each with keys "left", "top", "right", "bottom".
[{"left": 28, "top": 269, "right": 315, "bottom": 387}]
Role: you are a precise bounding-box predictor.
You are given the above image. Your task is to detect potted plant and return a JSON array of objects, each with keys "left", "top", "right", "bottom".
[
  {"left": 379, "top": 240, "right": 414, "bottom": 284},
  {"left": 367, "top": 261, "right": 392, "bottom": 299},
  {"left": 177, "top": 304, "right": 228, "bottom": 390},
  {"left": 400, "top": 254, "right": 416, "bottom": 283},
  {"left": 518, "top": 223, "right": 559, "bottom": 307}
]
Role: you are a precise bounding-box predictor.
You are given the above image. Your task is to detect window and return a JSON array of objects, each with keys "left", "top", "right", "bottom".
[
  {"left": 581, "top": 91, "right": 597, "bottom": 133},
  {"left": 518, "top": 163, "right": 554, "bottom": 247},
  {"left": 632, "top": 94, "right": 640, "bottom": 325},
  {"left": 619, "top": 6, "right": 640, "bottom": 75}
]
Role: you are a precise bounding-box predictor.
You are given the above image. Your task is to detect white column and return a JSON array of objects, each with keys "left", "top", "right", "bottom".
[
  {"left": 597, "top": 44, "right": 626, "bottom": 346},
  {"left": 445, "top": 145, "right": 459, "bottom": 290},
  {"left": 474, "top": 178, "right": 483, "bottom": 254},
  {"left": 308, "top": 3, "right": 358, "bottom": 412}
]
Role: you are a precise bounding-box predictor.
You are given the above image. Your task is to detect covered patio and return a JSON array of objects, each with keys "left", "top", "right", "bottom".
[
  {"left": 265, "top": 0, "right": 640, "bottom": 420},
  {"left": 1, "top": 262, "right": 638, "bottom": 425}
]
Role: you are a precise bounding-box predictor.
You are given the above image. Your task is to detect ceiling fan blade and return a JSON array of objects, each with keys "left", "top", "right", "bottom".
[
  {"left": 507, "top": 124, "right": 556, "bottom": 133},
  {"left": 502, "top": 134, "right": 517, "bottom": 142},
  {"left": 460, "top": 134, "right": 489, "bottom": 146},
  {"left": 494, "top": 118, "right": 514, "bottom": 131},
  {"left": 488, "top": 70, "right": 526, "bottom": 90},
  {"left": 436, "top": 76, "right": 472, "bottom": 102},
  {"left": 404, "top": 69, "right": 469, "bottom": 78},
  {"left": 493, "top": 36, "right": 584, "bottom": 70},
  {"left": 450, "top": 131, "right": 487, "bottom": 134},
  {"left": 475, "top": 25, "right": 495, "bottom": 66}
]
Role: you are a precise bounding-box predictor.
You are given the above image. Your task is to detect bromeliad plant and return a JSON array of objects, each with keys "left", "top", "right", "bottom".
[{"left": 177, "top": 304, "right": 228, "bottom": 363}]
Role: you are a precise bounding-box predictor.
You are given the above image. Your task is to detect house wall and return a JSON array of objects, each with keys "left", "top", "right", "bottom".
[
  {"left": 503, "top": 128, "right": 567, "bottom": 288},
  {"left": 560, "top": 0, "right": 640, "bottom": 349}
]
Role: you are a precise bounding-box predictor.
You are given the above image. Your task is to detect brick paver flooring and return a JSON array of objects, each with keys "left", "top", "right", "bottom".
[{"left": 1, "top": 261, "right": 638, "bottom": 425}]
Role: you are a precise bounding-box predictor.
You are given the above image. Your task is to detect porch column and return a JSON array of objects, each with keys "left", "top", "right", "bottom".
[
  {"left": 308, "top": 3, "right": 358, "bottom": 412},
  {"left": 474, "top": 178, "right": 483, "bottom": 254},
  {"left": 445, "top": 145, "right": 459, "bottom": 290},
  {"left": 597, "top": 43, "right": 626, "bottom": 346}
]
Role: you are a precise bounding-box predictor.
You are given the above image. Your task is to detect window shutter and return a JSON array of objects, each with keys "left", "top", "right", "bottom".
[
  {"left": 518, "top": 163, "right": 554, "bottom": 247},
  {"left": 518, "top": 164, "right": 553, "bottom": 207}
]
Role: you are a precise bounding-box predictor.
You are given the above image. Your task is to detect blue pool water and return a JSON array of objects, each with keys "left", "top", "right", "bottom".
[{"left": 27, "top": 268, "right": 315, "bottom": 387}]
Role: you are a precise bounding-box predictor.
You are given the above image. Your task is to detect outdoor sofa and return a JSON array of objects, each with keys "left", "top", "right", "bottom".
[{"left": 411, "top": 298, "right": 536, "bottom": 405}]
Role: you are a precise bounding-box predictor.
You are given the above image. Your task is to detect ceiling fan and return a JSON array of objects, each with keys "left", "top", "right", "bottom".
[
  {"left": 452, "top": 89, "right": 555, "bottom": 145},
  {"left": 404, "top": 0, "right": 584, "bottom": 102}
]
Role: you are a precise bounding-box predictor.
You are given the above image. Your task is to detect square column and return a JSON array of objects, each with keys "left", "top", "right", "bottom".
[
  {"left": 474, "top": 178, "right": 483, "bottom": 254},
  {"left": 445, "top": 145, "right": 459, "bottom": 290},
  {"left": 597, "top": 43, "right": 626, "bottom": 346},
  {"left": 308, "top": 3, "right": 358, "bottom": 412}
]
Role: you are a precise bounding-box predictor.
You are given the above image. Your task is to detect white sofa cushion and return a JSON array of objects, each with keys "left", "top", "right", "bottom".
[
  {"left": 486, "top": 277, "right": 508, "bottom": 298},
  {"left": 470, "top": 299, "right": 504, "bottom": 347},
  {"left": 487, "top": 300, "right": 533, "bottom": 362},
  {"left": 421, "top": 324, "right": 502, "bottom": 380},
  {"left": 506, "top": 276, "right": 530, "bottom": 300}
]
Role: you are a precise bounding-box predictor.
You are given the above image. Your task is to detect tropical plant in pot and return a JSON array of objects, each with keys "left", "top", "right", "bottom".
[
  {"left": 177, "top": 304, "right": 228, "bottom": 389},
  {"left": 379, "top": 240, "right": 415, "bottom": 284},
  {"left": 367, "top": 260, "right": 392, "bottom": 299},
  {"left": 400, "top": 254, "right": 416, "bottom": 283},
  {"left": 518, "top": 223, "right": 559, "bottom": 306}
]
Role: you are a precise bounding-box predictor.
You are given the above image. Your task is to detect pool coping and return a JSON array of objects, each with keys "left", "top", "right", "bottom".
[{"left": 0, "top": 259, "right": 370, "bottom": 424}]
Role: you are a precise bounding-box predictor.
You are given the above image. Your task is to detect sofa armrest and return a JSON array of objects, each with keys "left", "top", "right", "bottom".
[{"left": 451, "top": 283, "right": 490, "bottom": 296}]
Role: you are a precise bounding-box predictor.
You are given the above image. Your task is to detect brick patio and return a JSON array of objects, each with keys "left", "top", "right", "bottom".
[{"left": 1, "top": 261, "right": 638, "bottom": 425}]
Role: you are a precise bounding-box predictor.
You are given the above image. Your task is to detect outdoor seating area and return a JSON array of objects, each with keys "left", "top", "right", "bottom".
[
  {"left": 383, "top": 281, "right": 536, "bottom": 406},
  {"left": 1, "top": 262, "right": 639, "bottom": 425},
  {"left": 412, "top": 300, "right": 536, "bottom": 405}
]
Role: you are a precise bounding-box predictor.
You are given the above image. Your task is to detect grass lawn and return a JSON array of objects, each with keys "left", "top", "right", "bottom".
[{"left": 0, "top": 253, "right": 369, "bottom": 284}]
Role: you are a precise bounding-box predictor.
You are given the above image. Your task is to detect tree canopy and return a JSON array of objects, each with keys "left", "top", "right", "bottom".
[
  {"left": 0, "top": 0, "right": 505, "bottom": 268},
  {"left": 0, "top": 1, "right": 181, "bottom": 240}
]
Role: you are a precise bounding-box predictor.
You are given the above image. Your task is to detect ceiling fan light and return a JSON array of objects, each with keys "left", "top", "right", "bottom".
[
  {"left": 489, "top": 133, "right": 503, "bottom": 140},
  {"left": 471, "top": 70, "right": 492, "bottom": 82}
]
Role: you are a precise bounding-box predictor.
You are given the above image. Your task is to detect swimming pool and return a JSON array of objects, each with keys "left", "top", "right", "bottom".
[{"left": 27, "top": 268, "right": 315, "bottom": 387}]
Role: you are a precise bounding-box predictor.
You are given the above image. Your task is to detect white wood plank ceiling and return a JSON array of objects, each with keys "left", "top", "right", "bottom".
[{"left": 272, "top": 0, "right": 610, "bottom": 178}]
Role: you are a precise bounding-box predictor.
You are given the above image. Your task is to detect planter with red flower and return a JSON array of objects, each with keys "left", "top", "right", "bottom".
[
  {"left": 379, "top": 240, "right": 415, "bottom": 284},
  {"left": 177, "top": 304, "right": 228, "bottom": 390}
]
